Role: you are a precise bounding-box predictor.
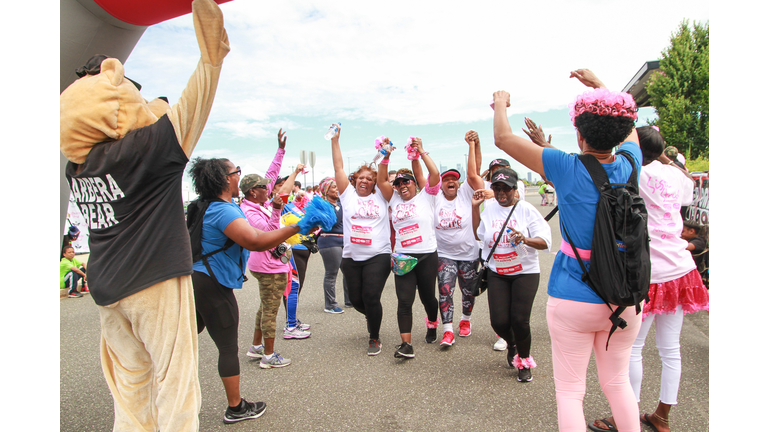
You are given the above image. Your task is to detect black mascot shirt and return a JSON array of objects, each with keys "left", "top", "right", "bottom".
[{"left": 65, "top": 115, "right": 193, "bottom": 306}]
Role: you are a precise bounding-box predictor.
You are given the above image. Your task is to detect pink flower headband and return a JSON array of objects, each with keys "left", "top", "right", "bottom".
[
  {"left": 569, "top": 88, "right": 638, "bottom": 124},
  {"left": 405, "top": 137, "right": 420, "bottom": 160}
]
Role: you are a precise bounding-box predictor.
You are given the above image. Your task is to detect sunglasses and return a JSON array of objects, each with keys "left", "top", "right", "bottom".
[
  {"left": 253, "top": 184, "right": 267, "bottom": 189},
  {"left": 227, "top": 166, "right": 241, "bottom": 176},
  {"left": 491, "top": 183, "right": 513, "bottom": 192},
  {"left": 393, "top": 179, "right": 413, "bottom": 187}
]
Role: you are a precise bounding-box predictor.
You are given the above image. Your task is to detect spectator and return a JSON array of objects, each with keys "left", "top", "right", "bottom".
[
  {"left": 61, "top": 225, "right": 81, "bottom": 258},
  {"left": 388, "top": 170, "right": 397, "bottom": 183},
  {"left": 60, "top": 245, "right": 87, "bottom": 298},
  {"left": 681, "top": 221, "right": 708, "bottom": 288},
  {"left": 538, "top": 183, "right": 548, "bottom": 205},
  {"left": 317, "top": 176, "right": 349, "bottom": 313}
]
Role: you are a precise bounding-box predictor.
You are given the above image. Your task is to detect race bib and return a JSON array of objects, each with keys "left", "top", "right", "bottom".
[
  {"left": 351, "top": 224, "right": 373, "bottom": 245},
  {"left": 399, "top": 223, "right": 423, "bottom": 248},
  {"left": 493, "top": 251, "right": 523, "bottom": 275}
]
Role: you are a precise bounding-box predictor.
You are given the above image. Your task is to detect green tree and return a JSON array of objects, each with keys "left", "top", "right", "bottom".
[{"left": 646, "top": 20, "right": 709, "bottom": 159}]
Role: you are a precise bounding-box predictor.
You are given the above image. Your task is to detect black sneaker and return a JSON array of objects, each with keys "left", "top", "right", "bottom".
[
  {"left": 367, "top": 338, "right": 382, "bottom": 356},
  {"left": 68, "top": 291, "right": 83, "bottom": 298},
  {"left": 517, "top": 367, "right": 532, "bottom": 382},
  {"left": 223, "top": 398, "right": 267, "bottom": 424},
  {"left": 394, "top": 342, "right": 414, "bottom": 358},
  {"left": 425, "top": 328, "right": 437, "bottom": 344}
]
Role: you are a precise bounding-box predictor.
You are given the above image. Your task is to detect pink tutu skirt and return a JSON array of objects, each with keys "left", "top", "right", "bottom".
[{"left": 643, "top": 269, "right": 709, "bottom": 319}]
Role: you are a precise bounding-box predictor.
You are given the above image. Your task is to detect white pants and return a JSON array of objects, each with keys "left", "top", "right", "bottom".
[{"left": 629, "top": 305, "right": 684, "bottom": 405}]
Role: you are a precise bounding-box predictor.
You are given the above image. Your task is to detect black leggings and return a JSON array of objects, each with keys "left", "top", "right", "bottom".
[
  {"left": 486, "top": 272, "right": 539, "bottom": 359},
  {"left": 292, "top": 248, "right": 310, "bottom": 295},
  {"left": 340, "top": 253, "right": 390, "bottom": 340},
  {"left": 394, "top": 251, "right": 439, "bottom": 334},
  {"left": 192, "top": 271, "right": 240, "bottom": 378}
]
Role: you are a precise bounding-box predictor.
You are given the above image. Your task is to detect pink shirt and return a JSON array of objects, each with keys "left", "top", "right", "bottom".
[{"left": 639, "top": 161, "right": 695, "bottom": 283}]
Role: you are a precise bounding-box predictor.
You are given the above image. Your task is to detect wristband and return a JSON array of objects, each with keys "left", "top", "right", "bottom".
[
  {"left": 420, "top": 152, "right": 429, "bottom": 157},
  {"left": 379, "top": 158, "right": 390, "bottom": 165}
]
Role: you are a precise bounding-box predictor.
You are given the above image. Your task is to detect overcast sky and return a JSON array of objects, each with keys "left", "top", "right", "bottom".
[{"left": 120, "top": 0, "right": 709, "bottom": 193}]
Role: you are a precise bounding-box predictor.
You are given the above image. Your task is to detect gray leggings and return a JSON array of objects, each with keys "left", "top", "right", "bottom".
[{"left": 318, "top": 246, "right": 349, "bottom": 309}]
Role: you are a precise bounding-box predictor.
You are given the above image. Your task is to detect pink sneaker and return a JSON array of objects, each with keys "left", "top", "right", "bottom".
[
  {"left": 458, "top": 320, "right": 471, "bottom": 337},
  {"left": 440, "top": 331, "right": 455, "bottom": 346}
]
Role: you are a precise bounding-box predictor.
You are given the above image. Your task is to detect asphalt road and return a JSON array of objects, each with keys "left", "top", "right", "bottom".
[{"left": 60, "top": 192, "right": 709, "bottom": 431}]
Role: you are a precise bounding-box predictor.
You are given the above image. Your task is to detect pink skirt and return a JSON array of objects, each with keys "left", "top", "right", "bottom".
[{"left": 643, "top": 269, "right": 709, "bottom": 319}]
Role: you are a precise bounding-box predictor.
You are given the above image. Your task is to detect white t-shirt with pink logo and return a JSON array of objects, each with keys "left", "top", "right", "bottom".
[
  {"left": 389, "top": 188, "right": 438, "bottom": 254},
  {"left": 340, "top": 187, "right": 392, "bottom": 261},
  {"left": 639, "top": 161, "right": 695, "bottom": 283},
  {"left": 435, "top": 181, "right": 479, "bottom": 261},
  {"left": 477, "top": 199, "right": 551, "bottom": 275}
]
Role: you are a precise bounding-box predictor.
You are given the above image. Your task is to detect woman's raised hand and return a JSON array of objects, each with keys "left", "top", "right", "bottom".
[
  {"left": 493, "top": 91, "right": 511, "bottom": 108},
  {"left": 331, "top": 123, "right": 341, "bottom": 141},
  {"left": 294, "top": 163, "right": 305, "bottom": 174},
  {"left": 569, "top": 69, "right": 606, "bottom": 89},
  {"left": 465, "top": 130, "right": 479, "bottom": 145},
  {"left": 410, "top": 137, "right": 424, "bottom": 153},
  {"left": 277, "top": 128, "right": 287, "bottom": 149}
]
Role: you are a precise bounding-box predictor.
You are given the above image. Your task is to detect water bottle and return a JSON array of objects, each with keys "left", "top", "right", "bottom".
[
  {"left": 372, "top": 143, "right": 393, "bottom": 164},
  {"left": 324, "top": 122, "right": 341, "bottom": 140},
  {"left": 506, "top": 227, "right": 528, "bottom": 258}
]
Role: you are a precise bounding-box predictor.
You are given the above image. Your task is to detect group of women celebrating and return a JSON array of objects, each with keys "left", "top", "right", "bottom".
[
  {"left": 329, "top": 121, "right": 552, "bottom": 385},
  {"left": 185, "top": 67, "right": 708, "bottom": 431}
]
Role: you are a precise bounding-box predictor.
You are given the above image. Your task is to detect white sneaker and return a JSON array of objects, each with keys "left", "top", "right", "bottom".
[
  {"left": 283, "top": 326, "right": 311, "bottom": 339},
  {"left": 493, "top": 337, "right": 508, "bottom": 351}
]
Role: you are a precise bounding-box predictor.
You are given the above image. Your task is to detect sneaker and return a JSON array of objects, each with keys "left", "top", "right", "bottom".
[
  {"left": 324, "top": 307, "right": 345, "bottom": 314},
  {"left": 296, "top": 320, "right": 311, "bottom": 330},
  {"left": 68, "top": 291, "right": 83, "bottom": 298},
  {"left": 81, "top": 285, "right": 89, "bottom": 293},
  {"left": 246, "top": 345, "right": 265, "bottom": 359},
  {"left": 517, "top": 367, "right": 532, "bottom": 382},
  {"left": 425, "top": 328, "right": 437, "bottom": 344},
  {"left": 223, "top": 398, "right": 267, "bottom": 424},
  {"left": 394, "top": 342, "right": 415, "bottom": 358},
  {"left": 283, "top": 326, "right": 311, "bottom": 339},
  {"left": 367, "top": 338, "right": 382, "bottom": 356},
  {"left": 458, "top": 320, "right": 472, "bottom": 337},
  {"left": 344, "top": 303, "right": 354, "bottom": 308},
  {"left": 493, "top": 337, "right": 508, "bottom": 351},
  {"left": 440, "top": 331, "right": 455, "bottom": 346},
  {"left": 259, "top": 352, "right": 291, "bottom": 369}
]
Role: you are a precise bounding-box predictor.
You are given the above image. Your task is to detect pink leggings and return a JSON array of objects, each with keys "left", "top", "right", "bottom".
[{"left": 547, "top": 297, "right": 642, "bottom": 432}]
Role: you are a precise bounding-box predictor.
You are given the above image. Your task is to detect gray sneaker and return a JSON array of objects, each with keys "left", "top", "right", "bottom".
[
  {"left": 259, "top": 352, "right": 291, "bottom": 369},
  {"left": 246, "top": 345, "right": 265, "bottom": 359},
  {"left": 283, "top": 326, "right": 311, "bottom": 339},
  {"left": 367, "top": 339, "right": 382, "bottom": 356}
]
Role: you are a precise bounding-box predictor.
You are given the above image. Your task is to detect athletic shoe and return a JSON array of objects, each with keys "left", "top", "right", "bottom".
[
  {"left": 68, "top": 291, "right": 83, "bottom": 298},
  {"left": 425, "top": 328, "right": 437, "bottom": 344},
  {"left": 283, "top": 326, "right": 311, "bottom": 339},
  {"left": 246, "top": 345, "right": 265, "bottom": 359},
  {"left": 440, "top": 331, "right": 455, "bottom": 346},
  {"left": 81, "top": 285, "right": 89, "bottom": 293},
  {"left": 367, "top": 338, "right": 382, "bottom": 356},
  {"left": 259, "top": 353, "right": 291, "bottom": 369},
  {"left": 344, "top": 303, "right": 354, "bottom": 308},
  {"left": 517, "top": 367, "right": 532, "bottom": 382},
  {"left": 296, "top": 320, "right": 311, "bottom": 330},
  {"left": 223, "top": 398, "right": 267, "bottom": 424},
  {"left": 493, "top": 337, "right": 508, "bottom": 351},
  {"left": 458, "top": 320, "right": 472, "bottom": 337},
  {"left": 324, "top": 307, "right": 345, "bottom": 314},
  {"left": 394, "top": 342, "right": 415, "bottom": 358}
]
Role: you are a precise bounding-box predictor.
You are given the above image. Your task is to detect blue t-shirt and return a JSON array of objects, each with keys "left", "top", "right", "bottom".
[
  {"left": 541, "top": 141, "right": 642, "bottom": 304},
  {"left": 192, "top": 200, "right": 250, "bottom": 289}
]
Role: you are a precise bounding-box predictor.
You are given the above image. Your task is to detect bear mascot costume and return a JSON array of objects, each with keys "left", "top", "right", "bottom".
[{"left": 59, "top": 0, "right": 229, "bottom": 430}]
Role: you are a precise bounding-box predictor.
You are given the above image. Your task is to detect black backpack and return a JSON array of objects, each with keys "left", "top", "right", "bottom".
[
  {"left": 186, "top": 198, "right": 244, "bottom": 285},
  {"left": 562, "top": 151, "right": 651, "bottom": 349}
]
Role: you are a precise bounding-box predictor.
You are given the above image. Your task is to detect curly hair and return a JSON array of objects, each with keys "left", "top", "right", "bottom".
[
  {"left": 574, "top": 112, "right": 636, "bottom": 151},
  {"left": 636, "top": 126, "right": 665, "bottom": 165},
  {"left": 189, "top": 157, "right": 230, "bottom": 200}
]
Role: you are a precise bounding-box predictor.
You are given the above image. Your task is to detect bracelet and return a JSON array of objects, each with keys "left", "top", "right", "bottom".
[
  {"left": 420, "top": 152, "right": 429, "bottom": 157},
  {"left": 379, "top": 158, "right": 390, "bottom": 165}
]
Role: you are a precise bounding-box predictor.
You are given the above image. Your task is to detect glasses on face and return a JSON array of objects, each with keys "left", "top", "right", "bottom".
[
  {"left": 253, "top": 184, "right": 267, "bottom": 189},
  {"left": 394, "top": 179, "right": 412, "bottom": 187},
  {"left": 227, "top": 166, "right": 241, "bottom": 176},
  {"left": 491, "top": 183, "right": 513, "bottom": 193}
]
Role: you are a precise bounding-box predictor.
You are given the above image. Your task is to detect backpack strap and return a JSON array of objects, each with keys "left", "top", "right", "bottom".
[{"left": 544, "top": 205, "right": 559, "bottom": 221}]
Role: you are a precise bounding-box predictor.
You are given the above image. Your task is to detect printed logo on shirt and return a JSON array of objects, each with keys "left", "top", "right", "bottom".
[
  {"left": 68, "top": 174, "right": 124, "bottom": 229},
  {"left": 437, "top": 208, "right": 462, "bottom": 230},
  {"left": 392, "top": 203, "right": 417, "bottom": 225},
  {"left": 351, "top": 198, "right": 381, "bottom": 220}
]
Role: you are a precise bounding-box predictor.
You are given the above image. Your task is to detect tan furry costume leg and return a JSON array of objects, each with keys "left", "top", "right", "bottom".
[{"left": 98, "top": 276, "right": 200, "bottom": 432}]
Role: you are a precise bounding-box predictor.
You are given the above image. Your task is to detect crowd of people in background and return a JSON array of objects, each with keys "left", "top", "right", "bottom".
[{"left": 60, "top": 67, "right": 710, "bottom": 432}]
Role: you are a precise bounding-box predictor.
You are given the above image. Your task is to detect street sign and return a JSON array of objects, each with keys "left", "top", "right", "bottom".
[
  {"left": 309, "top": 151, "right": 316, "bottom": 168},
  {"left": 300, "top": 150, "right": 307, "bottom": 165}
]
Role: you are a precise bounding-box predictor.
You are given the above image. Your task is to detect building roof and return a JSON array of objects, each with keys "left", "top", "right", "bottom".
[{"left": 621, "top": 60, "right": 660, "bottom": 108}]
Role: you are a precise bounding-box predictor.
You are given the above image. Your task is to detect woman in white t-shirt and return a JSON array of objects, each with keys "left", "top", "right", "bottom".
[
  {"left": 472, "top": 167, "right": 551, "bottom": 383},
  {"left": 376, "top": 137, "right": 441, "bottom": 359},
  {"left": 589, "top": 126, "right": 709, "bottom": 432},
  {"left": 413, "top": 130, "right": 486, "bottom": 346},
  {"left": 329, "top": 124, "right": 392, "bottom": 357}
]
